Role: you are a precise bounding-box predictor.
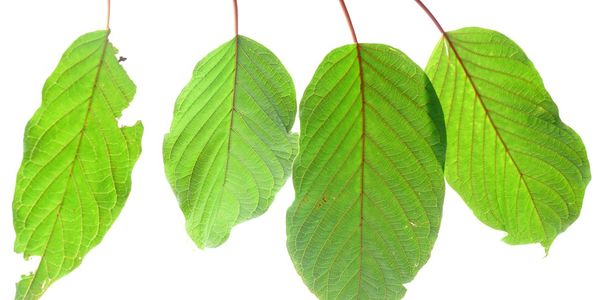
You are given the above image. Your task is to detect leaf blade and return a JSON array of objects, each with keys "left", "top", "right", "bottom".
[
  {"left": 163, "top": 35, "right": 297, "bottom": 248},
  {"left": 13, "top": 30, "right": 143, "bottom": 299},
  {"left": 425, "top": 27, "right": 590, "bottom": 250},
  {"left": 288, "top": 44, "right": 445, "bottom": 299}
]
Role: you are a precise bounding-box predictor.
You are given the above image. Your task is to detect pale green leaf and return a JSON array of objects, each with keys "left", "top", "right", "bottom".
[
  {"left": 163, "top": 35, "right": 297, "bottom": 248},
  {"left": 287, "top": 44, "right": 446, "bottom": 299},
  {"left": 13, "top": 30, "right": 143, "bottom": 299},
  {"left": 425, "top": 27, "right": 591, "bottom": 250}
]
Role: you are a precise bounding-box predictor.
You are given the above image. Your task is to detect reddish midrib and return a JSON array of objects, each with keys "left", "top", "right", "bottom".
[
  {"left": 356, "top": 42, "right": 366, "bottom": 297},
  {"left": 339, "top": 0, "right": 366, "bottom": 294}
]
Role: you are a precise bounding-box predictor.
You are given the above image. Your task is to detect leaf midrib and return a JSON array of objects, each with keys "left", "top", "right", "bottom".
[
  {"left": 200, "top": 36, "right": 241, "bottom": 244},
  {"left": 223, "top": 35, "right": 240, "bottom": 179},
  {"left": 354, "top": 43, "right": 366, "bottom": 298}
]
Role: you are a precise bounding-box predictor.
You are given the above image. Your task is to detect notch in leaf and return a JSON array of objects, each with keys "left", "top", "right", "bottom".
[
  {"left": 163, "top": 0, "right": 298, "bottom": 248},
  {"left": 12, "top": 1, "right": 143, "bottom": 299},
  {"left": 417, "top": 0, "right": 590, "bottom": 251},
  {"left": 286, "top": 1, "right": 446, "bottom": 298}
]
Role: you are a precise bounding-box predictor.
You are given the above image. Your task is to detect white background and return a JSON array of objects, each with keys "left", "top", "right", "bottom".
[{"left": 0, "top": 0, "right": 599, "bottom": 299}]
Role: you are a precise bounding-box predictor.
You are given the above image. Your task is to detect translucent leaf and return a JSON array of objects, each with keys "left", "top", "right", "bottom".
[
  {"left": 163, "top": 36, "right": 297, "bottom": 248},
  {"left": 13, "top": 30, "right": 143, "bottom": 299},
  {"left": 425, "top": 27, "right": 591, "bottom": 251},
  {"left": 287, "top": 44, "right": 446, "bottom": 299}
]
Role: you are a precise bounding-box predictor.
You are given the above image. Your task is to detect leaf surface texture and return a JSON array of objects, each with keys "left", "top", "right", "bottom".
[
  {"left": 163, "top": 36, "right": 297, "bottom": 248},
  {"left": 13, "top": 30, "right": 143, "bottom": 299},
  {"left": 288, "top": 44, "right": 446, "bottom": 299},
  {"left": 425, "top": 27, "right": 590, "bottom": 250}
]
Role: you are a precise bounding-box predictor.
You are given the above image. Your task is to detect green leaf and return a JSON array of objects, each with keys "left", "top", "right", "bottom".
[
  {"left": 163, "top": 35, "right": 297, "bottom": 248},
  {"left": 287, "top": 44, "right": 446, "bottom": 299},
  {"left": 425, "top": 27, "right": 591, "bottom": 251},
  {"left": 13, "top": 30, "right": 143, "bottom": 299}
]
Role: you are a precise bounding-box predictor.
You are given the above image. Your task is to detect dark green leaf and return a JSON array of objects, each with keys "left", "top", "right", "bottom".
[{"left": 288, "top": 44, "right": 446, "bottom": 299}]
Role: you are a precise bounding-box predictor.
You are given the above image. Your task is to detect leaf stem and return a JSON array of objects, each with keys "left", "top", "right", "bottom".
[
  {"left": 339, "top": 0, "right": 359, "bottom": 44},
  {"left": 412, "top": 0, "right": 479, "bottom": 79},
  {"left": 233, "top": 0, "right": 239, "bottom": 36},
  {"left": 106, "top": 0, "right": 111, "bottom": 30},
  {"left": 413, "top": 0, "right": 447, "bottom": 37},
  {"left": 413, "top": 0, "right": 469, "bottom": 94}
]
